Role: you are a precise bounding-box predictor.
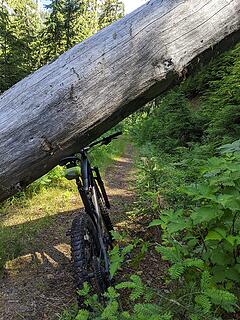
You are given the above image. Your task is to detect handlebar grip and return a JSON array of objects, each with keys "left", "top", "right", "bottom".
[
  {"left": 102, "top": 131, "right": 122, "bottom": 145},
  {"left": 107, "top": 131, "right": 122, "bottom": 140},
  {"left": 89, "top": 131, "right": 123, "bottom": 148}
]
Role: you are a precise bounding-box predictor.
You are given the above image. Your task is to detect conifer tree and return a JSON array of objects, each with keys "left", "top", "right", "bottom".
[
  {"left": 62, "top": 0, "right": 98, "bottom": 49},
  {"left": 98, "top": 0, "right": 124, "bottom": 29},
  {"left": 63, "top": 0, "right": 79, "bottom": 49},
  {"left": 0, "top": 0, "right": 125, "bottom": 92},
  {"left": 0, "top": 0, "right": 41, "bottom": 92},
  {"left": 40, "top": 0, "right": 65, "bottom": 63}
]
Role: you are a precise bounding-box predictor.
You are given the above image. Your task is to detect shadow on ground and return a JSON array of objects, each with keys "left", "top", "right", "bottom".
[{"left": 0, "top": 146, "right": 136, "bottom": 320}]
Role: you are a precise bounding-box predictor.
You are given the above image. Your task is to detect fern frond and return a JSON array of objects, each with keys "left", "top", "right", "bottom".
[
  {"left": 155, "top": 245, "right": 181, "bottom": 263},
  {"left": 160, "top": 312, "right": 173, "bottom": 320},
  {"left": 133, "top": 303, "right": 163, "bottom": 319},
  {"left": 121, "top": 311, "right": 131, "bottom": 319},
  {"left": 101, "top": 300, "right": 119, "bottom": 320},
  {"left": 77, "top": 282, "right": 90, "bottom": 297},
  {"left": 104, "top": 287, "right": 119, "bottom": 301},
  {"left": 169, "top": 263, "right": 185, "bottom": 279},
  {"left": 184, "top": 258, "right": 205, "bottom": 270},
  {"left": 205, "top": 288, "right": 237, "bottom": 312},
  {"left": 130, "top": 286, "right": 144, "bottom": 301},
  {"left": 201, "top": 271, "right": 212, "bottom": 291},
  {"left": 75, "top": 309, "right": 89, "bottom": 320},
  {"left": 195, "top": 294, "right": 211, "bottom": 314}
]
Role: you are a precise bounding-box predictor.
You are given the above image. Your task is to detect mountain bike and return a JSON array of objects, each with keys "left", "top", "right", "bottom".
[{"left": 59, "top": 132, "right": 122, "bottom": 302}]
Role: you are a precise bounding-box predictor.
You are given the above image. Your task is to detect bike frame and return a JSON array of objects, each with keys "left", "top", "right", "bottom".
[
  {"left": 75, "top": 148, "right": 111, "bottom": 274},
  {"left": 60, "top": 131, "right": 122, "bottom": 277}
]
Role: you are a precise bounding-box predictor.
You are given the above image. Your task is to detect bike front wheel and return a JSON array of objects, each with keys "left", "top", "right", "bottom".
[{"left": 71, "top": 214, "right": 110, "bottom": 303}]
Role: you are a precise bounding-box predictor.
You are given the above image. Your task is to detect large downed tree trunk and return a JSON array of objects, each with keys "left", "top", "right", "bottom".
[{"left": 0, "top": 0, "right": 240, "bottom": 202}]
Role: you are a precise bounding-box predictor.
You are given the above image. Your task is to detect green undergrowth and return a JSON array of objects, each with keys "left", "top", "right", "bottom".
[
  {"left": 118, "top": 43, "right": 240, "bottom": 319},
  {"left": 60, "top": 143, "right": 240, "bottom": 320}
]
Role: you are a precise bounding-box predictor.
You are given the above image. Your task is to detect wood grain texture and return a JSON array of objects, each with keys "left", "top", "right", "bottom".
[{"left": 0, "top": 0, "right": 240, "bottom": 201}]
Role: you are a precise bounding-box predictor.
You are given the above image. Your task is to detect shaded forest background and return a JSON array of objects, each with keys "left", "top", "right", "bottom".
[{"left": 0, "top": 0, "right": 124, "bottom": 93}]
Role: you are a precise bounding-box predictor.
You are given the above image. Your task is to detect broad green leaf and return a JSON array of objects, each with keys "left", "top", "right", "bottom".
[
  {"left": 212, "top": 265, "right": 227, "bottom": 282},
  {"left": 226, "top": 235, "right": 237, "bottom": 246},
  {"left": 205, "top": 228, "right": 226, "bottom": 241},
  {"left": 191, "top": 206, "right": 222, "bottom": 225},
  {"left": 218, "top": 139, "right": 240, "bottom": 154},
  {"left": 217, "top": 194, "right": 240, "bottom": 211},
  {"left": 148, "top": 219, "right": 162, "bottom": 227},
  {"left": 167, "top": 218, "right": 189, "bottom": 234},
  {"left": 205, "top": 231, "right": 223, "bottom": 241},
  {"left": 210, "top": 251, "right": 232, "bottom": 266},
  {"left": 225, "top": 267, "right": 240, "bottom": 282},
  {"left": 183, "top": 184, "right": 217, "bottom": 200},
  {"left": 234, "top": 264, "right": 240, "bottom": 274},
  {"left": 214, "top": 228, "right": 227, "bottom": 238},
  {"left": 209, "top": 174, "right": 236, "bottom": 187},
  {"left": 207, "top": 157, "right": 226, "bottom": 168}
]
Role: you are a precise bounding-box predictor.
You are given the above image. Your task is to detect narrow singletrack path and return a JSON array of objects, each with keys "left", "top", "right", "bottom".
[{"left": 0, "top": 145, "right": 136, "bottom": 320}]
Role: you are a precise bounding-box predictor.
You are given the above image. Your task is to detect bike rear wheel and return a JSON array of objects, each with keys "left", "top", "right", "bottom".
[{"left": 71, "top": 214, "right": 110, "bottom": 304}]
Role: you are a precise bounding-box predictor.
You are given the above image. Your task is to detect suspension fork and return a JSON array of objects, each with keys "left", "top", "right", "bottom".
[
  {"left": 93, "top": 166, "right": 110, "bottom": 209},
  {"left": 75, "top": 178, "right": 93, "bottom": 218}
]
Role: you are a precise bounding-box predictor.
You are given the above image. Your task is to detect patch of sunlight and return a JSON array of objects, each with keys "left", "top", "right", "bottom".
[
  {"left": 115, "top": 221, "right": 129, "bottom": 228},
  {"left": 6, "top": 253, "right": 34, "bottom": 271},
  {"left": 54, "top": 243, "right": 71, "bottom": 259},
  {"left": 2, "top": 187, "right": 83, "bottom": 227},
  {"left": 35, "top": 251, "right": 44, "bottom": 264},
  {"left": 43, "top": 252, "right": 59, "bottom": 268},
  {"left": 107, "top": 188, "right": 134, "bottom": 197},
  {"left": 116, "top": 156, "right": 132, "bottom": 163}
]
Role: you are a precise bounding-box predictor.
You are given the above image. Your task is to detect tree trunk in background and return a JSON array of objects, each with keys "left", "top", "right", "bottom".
[{"left": 0, "top": 0, "right": 240, "bottom": 202}]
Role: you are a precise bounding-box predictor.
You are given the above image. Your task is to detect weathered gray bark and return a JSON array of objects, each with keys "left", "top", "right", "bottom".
[{"left": 0, "top": 0, "right": 240, "bottom": 202}]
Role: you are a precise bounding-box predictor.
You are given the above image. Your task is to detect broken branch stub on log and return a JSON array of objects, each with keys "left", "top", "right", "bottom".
[{"left": 0, "top": 0, "right": 240, "bottom": 201}]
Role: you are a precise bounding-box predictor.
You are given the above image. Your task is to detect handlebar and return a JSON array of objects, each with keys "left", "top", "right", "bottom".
[
  {"left": 59, "top": 132, "right": 122, "bottom": 167},
  {"left": 88, "top": 131, "right": 122, "bottom": 149}
]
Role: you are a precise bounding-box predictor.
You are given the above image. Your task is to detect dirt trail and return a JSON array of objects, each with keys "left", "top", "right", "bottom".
[{"left": 0, "top": 145, "right": 136, "bottom": 320}]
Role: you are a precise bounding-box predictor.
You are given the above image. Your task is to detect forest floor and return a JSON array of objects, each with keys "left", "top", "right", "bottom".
[
  {"left": 0, "top": 145, "right": 168, "bottom": 319},
  {"left": 0, "top": 144, "right": 162, "bottom": 320}
]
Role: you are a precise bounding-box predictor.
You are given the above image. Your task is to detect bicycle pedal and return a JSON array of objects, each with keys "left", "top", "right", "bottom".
[{"left": 66, "top": 230, "right": 71, "bottom": 236}]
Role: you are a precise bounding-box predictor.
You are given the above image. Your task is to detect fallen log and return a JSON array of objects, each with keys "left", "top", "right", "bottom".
[{"left": 0, "top": 0, "right": 240, "bottom": 202}]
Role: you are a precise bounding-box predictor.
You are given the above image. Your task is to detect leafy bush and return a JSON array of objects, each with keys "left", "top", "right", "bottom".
[
  {"left": 126, "top": 43, "right": 240, "bottom": 153},
  {"left": 131, "top": 91, "right": 202, "bottom": 153},
  {"left": 61, "top": 278, "right": 172, "bottom": 320},
  {"left": 150, "top": 145, "right": 240, "bottom": 317}
]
